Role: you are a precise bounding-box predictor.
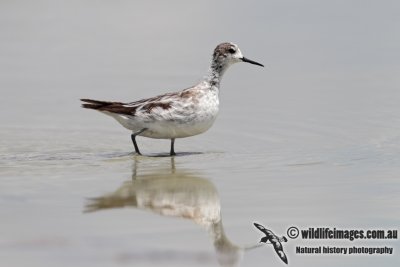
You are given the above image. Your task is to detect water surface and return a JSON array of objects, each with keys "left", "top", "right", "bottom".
[{"left": 1, "top": 1, "right": 399, "bottom": 266}]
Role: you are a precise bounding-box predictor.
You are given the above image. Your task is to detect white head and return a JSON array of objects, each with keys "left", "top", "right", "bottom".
[
  {"left": 212, "top": 42, "right": 264, "bottom": 70},
  {"left": 207, "top": 42, "right": 263, "bottom": 85}
]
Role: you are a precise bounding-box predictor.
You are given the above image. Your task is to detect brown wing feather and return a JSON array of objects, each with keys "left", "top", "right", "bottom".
[
  {"left": 80, "top": 99, "right": 137, "bottom": 115},
  {"left": 80, "top": 85, "right": 195, "bottom": 116}
]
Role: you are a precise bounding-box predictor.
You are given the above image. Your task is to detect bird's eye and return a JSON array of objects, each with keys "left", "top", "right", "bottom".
[{"left": 228, "top": 48, "right": 236, "bottom": 54}]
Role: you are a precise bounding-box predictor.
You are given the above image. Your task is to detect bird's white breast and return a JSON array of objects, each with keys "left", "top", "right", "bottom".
[{"left": 141, "top": 89, "right": 220, "bottom": 139}]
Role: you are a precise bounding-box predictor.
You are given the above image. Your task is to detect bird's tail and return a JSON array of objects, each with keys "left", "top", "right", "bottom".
[
  {"left": 80, "top": 99, "right": 115, "bottom": 110},
  {"left": 84, "top": 195, "right": 138, "bottom": 213}
]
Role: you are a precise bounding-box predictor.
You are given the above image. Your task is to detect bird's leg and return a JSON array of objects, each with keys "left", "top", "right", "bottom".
[
  {"left": 131, "top": 128, "right": 147, "bottom": 155},
  {"left": 170, "top": 138, "right": 176, "bottom": 156},
  {"left": 131, "top": 135, "right": 141, "bottom": 155}
]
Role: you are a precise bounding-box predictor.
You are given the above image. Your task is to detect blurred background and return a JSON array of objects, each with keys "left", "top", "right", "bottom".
[{"left": 0, "top": 1, "right": 399, "bottom": 267}]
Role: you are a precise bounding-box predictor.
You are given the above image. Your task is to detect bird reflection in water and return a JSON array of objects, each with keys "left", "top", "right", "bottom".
[{"left": 85, "top": 156, "right": 260, "bottom": 267}]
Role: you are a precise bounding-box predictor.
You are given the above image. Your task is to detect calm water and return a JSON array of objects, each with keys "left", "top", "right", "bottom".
[{"left": 1, "top": 1, "right": 399, "bottom": 266}]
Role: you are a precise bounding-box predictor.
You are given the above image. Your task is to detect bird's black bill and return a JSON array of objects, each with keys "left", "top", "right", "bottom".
[{"left": 242, "top": 57, "right": 264, "bottom": 67}]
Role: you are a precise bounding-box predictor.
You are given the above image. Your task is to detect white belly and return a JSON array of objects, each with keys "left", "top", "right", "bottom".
[{"left": 141, "top": 115, "right": 218, "bottom": 139}]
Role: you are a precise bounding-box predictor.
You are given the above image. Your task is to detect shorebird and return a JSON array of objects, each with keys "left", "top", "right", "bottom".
[
  {"left": 81, "top": 42, "right": 263, "bottom": 156},
  {"left": 254, "top": 223, "right": 289, "bottom": 264}
]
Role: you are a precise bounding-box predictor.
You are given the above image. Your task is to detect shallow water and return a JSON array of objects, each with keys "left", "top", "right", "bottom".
[{"left": 1, "top": 1, "right": 399, "bottom": 267}]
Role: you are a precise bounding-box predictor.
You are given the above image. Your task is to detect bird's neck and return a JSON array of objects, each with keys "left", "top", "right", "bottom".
[{"left": 204, "top": 61, "right": 228, "bottom": 88}]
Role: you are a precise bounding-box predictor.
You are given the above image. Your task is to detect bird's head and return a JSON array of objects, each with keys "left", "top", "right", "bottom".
[
  {"left": 212, "top": 42, "right": 264, "bottom": 70},
  {"left": 259, "top": 236, "right": 270, "bottom": 243}
]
